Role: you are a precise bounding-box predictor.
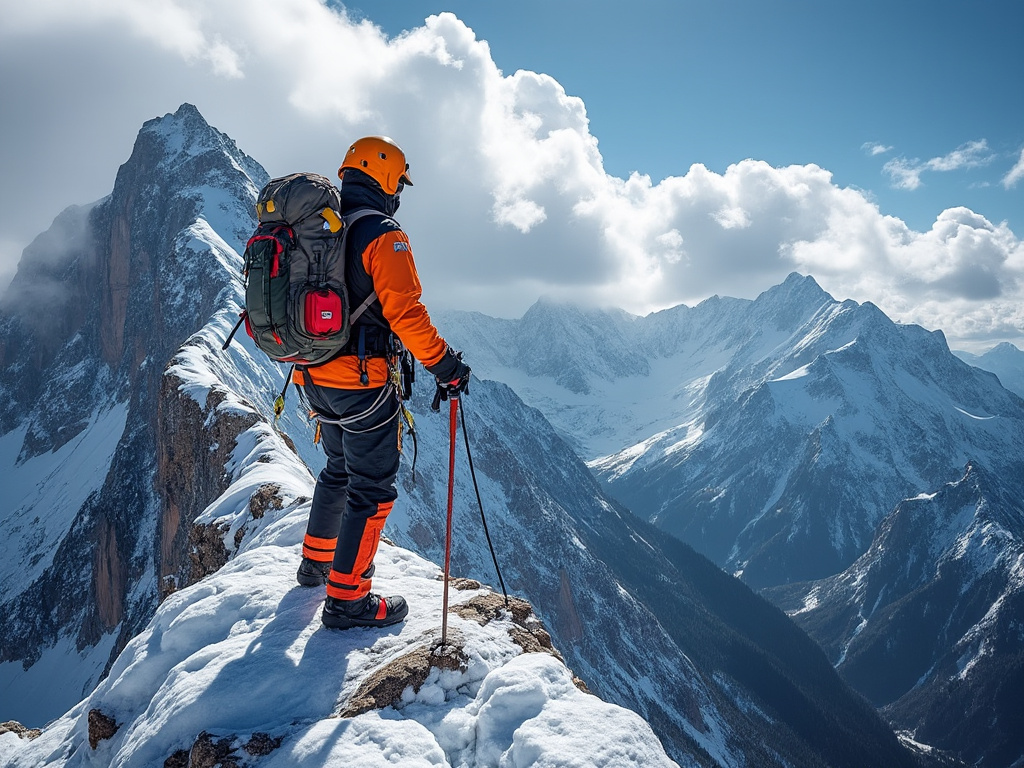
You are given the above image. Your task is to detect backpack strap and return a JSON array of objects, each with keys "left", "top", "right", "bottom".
[
  {"left": 342, "top": 207, "right": 392, "bottom": 324},
  {"left": 350, "top": 290, "right": 378, "bottom": 325}
]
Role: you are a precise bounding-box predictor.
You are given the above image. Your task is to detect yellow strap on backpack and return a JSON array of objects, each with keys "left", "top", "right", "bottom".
[{"left": 321, "top": 207, "right": 343, "bottom": 233}]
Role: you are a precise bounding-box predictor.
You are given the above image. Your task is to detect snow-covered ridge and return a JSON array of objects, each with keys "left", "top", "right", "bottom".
[
  {"left": 1, "top": 327, "right": 678, "bottom": 768},
  {"left": 1, "top": 533, "right": 676, "bottom": 767}
]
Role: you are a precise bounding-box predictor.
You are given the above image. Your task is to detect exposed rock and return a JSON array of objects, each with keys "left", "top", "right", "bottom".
[
  {"left": 339, "top": 642, "right": 468, "bottom": 718},
  {"left": 157, "top": 373, "right": 259, "bottom": 601},
  {"left": 0, "top": 720, "right": 42, "bottom": 740},
  {"left": 338, "top": 592, "right": 587, "bottom": 719},
  {"left": 187, "top": 731, "right": 239, "bottom": 768},
  {"left": 188, "top": 522, "right": 231, "bottom": 585},
  {"left": 94, "top": 513, "right": 125, "bottom": 629},
  {"left": 232, "top": 486, "right": 308, "bottom": 552},
  {"left": 88, "top": 708, "right": 119, "bottom": 749},
  {"left": 452, "top": 593, "right": 590, "bottom": 692},
  {"left": 101, "top": 196, "right": 132, "bottom": 366},
  {"left": 243, "top": 732, "right": 283, "bottom": 757},
  {"left": 448, "top": 577, "right": 483, "bottom": 591},
  {"left": 276, "top": 429, "right": 299, "bottom": 456},
  {"left": 555, "top": 567, "right": 584, "bottom": 642},
  {"left": 162, "top": 730, "right": 281, "bottom": 767},
  {"left": 247, "top": 484, "right": 284, "bottom": 519},
  {"left": 452, "top": 593, "right": 561, "bottom": 660}
]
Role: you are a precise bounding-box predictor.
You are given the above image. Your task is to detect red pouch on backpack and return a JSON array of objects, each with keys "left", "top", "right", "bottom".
[{"left": 304, "top": 289, "right": 343, "bottom": 337}]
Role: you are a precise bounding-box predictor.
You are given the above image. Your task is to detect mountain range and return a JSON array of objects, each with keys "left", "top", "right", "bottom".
[
  {"left": 438, "top": 275, "right": 1024, "bottom": 590},
  {"left": 955, "top": 342, "right": 1024, "bottom": 399},
  {"left": 4, "top": 103, "right": 1018, "bottom": 766},
  {"left": 435, "top": 272, "right": 1024, "bottom": 767}
]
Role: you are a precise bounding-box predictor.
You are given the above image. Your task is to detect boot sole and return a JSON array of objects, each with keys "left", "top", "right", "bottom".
[{"left": 321, "top": 604, "right": 409, "bottom": 630}]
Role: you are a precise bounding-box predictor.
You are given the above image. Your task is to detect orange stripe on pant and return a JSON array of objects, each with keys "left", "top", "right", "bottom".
[
  {"left": 302, "top": 534, "right": 338, "bottom": 562},
  {"left": 326, "top": 502, "right": 394, "bottom": 601}
]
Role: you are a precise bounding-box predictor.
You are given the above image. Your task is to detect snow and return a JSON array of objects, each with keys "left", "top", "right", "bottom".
[
  {"left": 0, "top": 526, "right": 677, "bottom": 768},
  {"left": 0, "top": 631, "right": 119, "bottom": 728},
  {"left": 771, "top": 364, "right": 812, "bottom": 382},
  {"left": 0, "top": 403, "right": 129, "bottom": 594},
  {"left": 953, "top": 406, "right": 996, "bottom": 421}
]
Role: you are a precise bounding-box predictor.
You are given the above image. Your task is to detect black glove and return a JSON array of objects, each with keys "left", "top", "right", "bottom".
[{"left": 428, "top": 347, "right": 471, "bottom": 410}]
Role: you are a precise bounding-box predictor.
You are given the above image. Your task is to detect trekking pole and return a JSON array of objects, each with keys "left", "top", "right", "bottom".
[{"left": 440, "top": 392, "right": 459, "bottom": 649}]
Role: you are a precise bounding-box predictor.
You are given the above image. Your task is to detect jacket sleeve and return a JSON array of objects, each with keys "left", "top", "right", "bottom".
[{"left": 363, "top": 229, "right": 449, "bottom": 368}]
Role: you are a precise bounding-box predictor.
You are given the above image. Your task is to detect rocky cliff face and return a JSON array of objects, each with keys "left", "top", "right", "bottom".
[
  {"left": 0, "top": 104, "right": 267, "bottom": 723},
  {"left": 156, "top": 372, "right": 260, "bottom": 600}
]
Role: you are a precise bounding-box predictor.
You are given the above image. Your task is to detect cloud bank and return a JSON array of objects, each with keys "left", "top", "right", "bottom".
[{"left": 1, "top": 0, "right": 1021, "bottom": 349}]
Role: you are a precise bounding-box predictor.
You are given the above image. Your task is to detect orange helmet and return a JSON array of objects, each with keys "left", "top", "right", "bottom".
[{"left": 338, "top": 136, "right": 414, "bottom": 195}]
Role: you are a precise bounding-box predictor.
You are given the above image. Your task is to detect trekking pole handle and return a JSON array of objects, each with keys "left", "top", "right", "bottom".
[{"left": 430, "top": 380, "right": 462, "bottom": 412}]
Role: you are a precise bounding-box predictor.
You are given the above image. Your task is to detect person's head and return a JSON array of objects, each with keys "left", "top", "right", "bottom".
[{"left": 338, "top": 136, "right": 414, "bottom": 196}]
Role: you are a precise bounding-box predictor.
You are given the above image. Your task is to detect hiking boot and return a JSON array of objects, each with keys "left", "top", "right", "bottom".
[
  {"left": 296, "top": 557, "right": 331, "bottom": 587},
  {"left": 321, "top": 593, "right": 408, "bottom": 629}
]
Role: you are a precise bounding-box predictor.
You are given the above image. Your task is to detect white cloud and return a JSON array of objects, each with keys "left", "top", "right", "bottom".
[
  {"left": 862, "top": 142, "right": 893, "bottom": 156},
  {"left": 883, "top": 140, "right": 996, "bottom": 190},
  {"left": 1003, "top": 147, "right": 1024, "bottom": 189},
  {"left": 0, "top": 0, "right": 1021, "bottom": 349},
  {"left": 925, "top": 140, "right": 994, "bottom": 172},
  {"left": 883, "top": 157, "right": 926, "bottom": 191}
]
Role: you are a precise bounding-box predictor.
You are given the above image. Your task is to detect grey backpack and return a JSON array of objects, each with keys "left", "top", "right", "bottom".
[{"left": 229, "top": 172, "right": 378, "bottom": 366}]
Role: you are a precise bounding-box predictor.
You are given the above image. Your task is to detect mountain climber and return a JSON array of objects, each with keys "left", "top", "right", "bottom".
[{"left": 294, "top": 136, "right": 470, "bottom": 629}]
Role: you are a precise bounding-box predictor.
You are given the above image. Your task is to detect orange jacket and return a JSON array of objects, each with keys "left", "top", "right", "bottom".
[{"left": 293, "top": 227, "right": 447, "bottom": 389}]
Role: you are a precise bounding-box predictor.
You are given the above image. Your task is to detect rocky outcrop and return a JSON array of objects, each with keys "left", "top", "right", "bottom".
[
  {"left": 93, "top": 514, "right": 125, "bottom": 629},
  {"left": 0, "top": 720, "right": 42, "bottom": 740},
  {"left": 452, "top": 591, "right": 564, "bottom": 662},
  {"left": 339, "top": 644, "right": 467, "bottom": 719},
  {"left": 339, "top": 589, "right": 570, "bottom": 719},
  {"left": 156, "top": 374, "right": 259, "bottom": 600},
  {"left": 163, "top": 731, "right": 283, "bottom": 768},
  {"left": 100, "top": 196, "right": 133, "bottom": 367},
  {"left": 87, "top": 708, "right": 120, "bottom": 749}
]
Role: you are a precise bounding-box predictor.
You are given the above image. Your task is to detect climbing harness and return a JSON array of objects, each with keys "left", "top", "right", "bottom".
[
  {"left": 390, "top": 350, "right": 418, "bottom": 480},
  {"left": 292, "top": 346, "right": 419, "bottom": 477}
]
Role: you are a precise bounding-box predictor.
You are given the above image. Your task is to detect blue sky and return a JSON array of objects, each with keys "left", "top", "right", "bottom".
[
  {"left": 350, "top": 0, "right": 1023, "bottom": 233},
  {"left": 0, "top": 0, "right": 1022, "bottom": 349}
]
